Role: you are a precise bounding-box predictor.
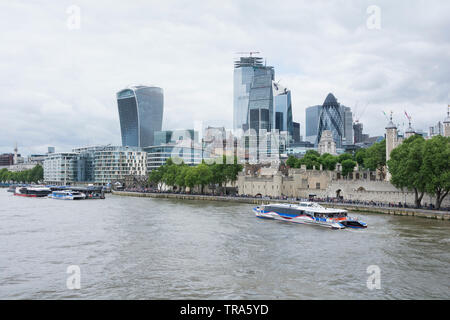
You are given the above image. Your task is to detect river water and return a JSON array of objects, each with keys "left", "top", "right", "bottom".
[{"left": 0, "top": 190, "right": 449, "bottom": 299}]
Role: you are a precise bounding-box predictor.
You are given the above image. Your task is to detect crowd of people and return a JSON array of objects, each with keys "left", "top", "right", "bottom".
[{"left": 120, "top": 187, "right": 449, "bottom": 211}]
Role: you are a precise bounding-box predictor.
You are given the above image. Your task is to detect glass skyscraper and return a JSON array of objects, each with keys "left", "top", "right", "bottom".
[
  {"left": 233, "top": 57, "right": 274, "bottom": 133},
  {"left": 305, "top": 105, "right": 321, "bottom": 144},
  {"left": 341, "top": 105, "right": 353, "bottom": 145},
  {"left": 273, "top": 84, "right": 293, "bottom": 139},
  {"left": 317, "top": 93, "right": 344, "bottom": 148},
  {"left": 117, "top": 86, "right": 164, "bottom": 147}
]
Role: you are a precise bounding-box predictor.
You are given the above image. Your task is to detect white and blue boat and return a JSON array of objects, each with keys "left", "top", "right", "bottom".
[
  {"left": 253, "top": 202, "right": 367, "bottom": 229},
  {"left": 48, "top": 190, "right": 86, "bottom": 200}
]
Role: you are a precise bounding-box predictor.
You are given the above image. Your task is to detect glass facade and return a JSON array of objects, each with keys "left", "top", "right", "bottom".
[
  {"left": 305, "top": 105, "right": 321, "bottom": 144},
  {"left": 248, "top": 67, "right": 275, "bottom": 133},
  {"left": 274, "top": 87, "right": 293, "bottom": 139},
  {"left": 233, "top": 57, "right": 274, "bottom": 132},
  {"left": 117, "top": 86, "right": 164, "bottom": 147},
  {"left": 317, "top": 93, "right": 344, "bottom": 148},
  {"left": 293, "top": 122, "right": 301, "bottom": 143},
  {"left": 144, "top": 144, "right": 206, "bottom": 171},
  {"left": 341, "top": 105, "right": 353, "bottom": 145},
  {"left": 43, "top": 146, "right": 147, "bottom": 184}
]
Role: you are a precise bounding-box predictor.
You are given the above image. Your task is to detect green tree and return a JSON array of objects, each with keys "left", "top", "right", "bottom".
[
  {"left": 148, "top": 169, "right": 163, "bottom": 190},
  {"left": 362, "top": 140, "right": 386, "bottom": 178},
  {"left": 298, "top": 150, "right": 321, "bottom": 169},
  {"left": 354, "top": 148, "right": 366, "bottom": 167},
  {"left": 319, "top": 153, "right": 338, "bottom": 171},
  {"left": 175, "top": 164, "right": 189, "bottom": 192},
  {"left": 338, "top": 153, "right": 352, "bottom": 163},
  {"left": 286, "top": 155, "right": 298, "bottom": 168},
  {"left": 185, "top": 166, "right": 199, "bottom": 191},
  {"left": 196, "top": 163, "right": 213, "bottom": 194},
  {"left": 388, "top": 135, "right": 426, "bottom": 208},
  {"left": 421, "top": 136, "right": 450, "bottom": 209},
  {"left": 341, "top": 159, "right": 357, "bottom": 177},
  {"left": 162, "top": 163, "right": 179, "bottom": 190}
]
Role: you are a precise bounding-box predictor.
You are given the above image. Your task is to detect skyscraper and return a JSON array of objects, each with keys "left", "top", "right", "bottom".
[
  {"left": 117, "top": 85, "right": 164, "bottom": 147},
  {"left": 305, "top": 105, "right": 321, "bottom": 144},
  {"left": 353, "top": 122, "right": 364, "bottom": 143},
  {"left": 341, "top": 105, "right": 353, "bottom": 145},
  {"left": 293, "top": 122, "right": 301, "bottom": 143},
  {"left": 233, "top": 56, "right": 274, "bottom": 133},
  {"left": 273, "top": 82, "right": 293, "bottom": 138},
  {"left": 317, "top": 93, "right": 344, "bottom": 148}
]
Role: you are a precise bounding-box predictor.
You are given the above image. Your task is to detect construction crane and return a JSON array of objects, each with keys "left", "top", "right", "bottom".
[
  {"left": 354, "top": 102, "right": 369, "bottom": 123},
  {"left": 235, "top": 51, "right": 261, "bottom": 57}
]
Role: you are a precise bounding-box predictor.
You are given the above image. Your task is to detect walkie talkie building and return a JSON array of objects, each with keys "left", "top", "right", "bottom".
[{"left": 117, "top": 86, "right": 164, "bottom": 147}]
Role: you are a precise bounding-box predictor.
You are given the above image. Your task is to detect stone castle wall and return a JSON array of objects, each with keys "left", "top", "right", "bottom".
[{"left": 237, "top": 168, "right": 450, "bottom": 208}]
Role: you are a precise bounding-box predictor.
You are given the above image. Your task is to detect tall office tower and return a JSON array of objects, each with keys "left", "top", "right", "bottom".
[
  {"left": 316, "top": 93, "right": 344, "bottom": 148},
  {"left": 353, "top": 122, "right": 364, "bottom": 143},
  {"left": 305, "top": 105, "right": 321, "bottom": 144},
  {"left": 233, "top": 56, "right": 274, "bottom": 132},
  {"left": 293, "top": 122, "right": 301, "bottom": 143},
  {"left": 117, "top": 85, "right": 164, "bottom": 147},
  {"left": 273, "top": 82, "right": 293, "bottom": 138},
  {"left": 341, "top": 105, "right": 353, "bottom": 145},
  {"left": 429, "top": 121, "right": 443, "bottom": 137}
]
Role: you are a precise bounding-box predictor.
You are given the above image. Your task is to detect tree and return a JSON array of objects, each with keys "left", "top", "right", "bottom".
[
  {"left": 184, "top": 167, "right": 199, "bottom": 191},
  {"left": 341, "top": 159, "right": 357, "bottom": 177},
  {"left": 338, "top": 153, "right": 352, "bottom": 163},
  {"left": 354, "top": 148, "right": 366, "bottom": 167},
  {"left": 162, "top": 162, "right": 179, "bottom": 190},
  {"left": 319, "top": 153, "right": 338, "bottom": 171},
  {"left": 196, "top": 163, "right": 213, "bottom": 194},
  {"left": 421, "top": 136, "right": 450, "bottom": 210},
  {"left": 286, "top": 155, "right": 298, "bottom": 168},
  {"left": 388, "top": 135, "right": 426, "bottom": 208},
  {"left": 148, "top": 169, "right": 163, "bottom": 190},
  {"left": 298, "top": 150, "right": 321, "bottom": 169},
  {"left": 362, "top": 140, "right": 386, "bottom": 178},
  {"left": 175, "top": 165, "right": 189, "bottom": 192}
]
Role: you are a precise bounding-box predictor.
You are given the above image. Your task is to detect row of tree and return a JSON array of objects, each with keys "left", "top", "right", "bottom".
[
  {"left": 148, "top": 157, "right": 244, "bottom": 194},
  {"left": 0, "top": 165, "right": 44, "bottom": 183},
  {"left": 286, "top": 140, "right": 387, "bottom": 178},
  {"left": 388, "top": 135, "right": 450, "bottom": 209}
]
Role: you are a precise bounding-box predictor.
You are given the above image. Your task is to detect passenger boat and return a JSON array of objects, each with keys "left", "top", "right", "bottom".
[
  {"left": 253, "top": 202, "right": 367, "bottom": 229},
  {"left": 14, "top": 186, "right": 52, "bottom": 197},
  {"left": 48, "top": 190, "right": 86, "bottom": 200}
]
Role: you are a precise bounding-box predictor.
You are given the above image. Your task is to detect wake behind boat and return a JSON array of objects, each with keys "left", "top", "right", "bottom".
[{"left": 253, "top": 202, "right": 367, "bottom": 229}]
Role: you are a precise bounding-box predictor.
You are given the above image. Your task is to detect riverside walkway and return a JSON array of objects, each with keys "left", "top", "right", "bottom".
[{"left": 112, "top": 190, "right": 450, "bottom": 221}]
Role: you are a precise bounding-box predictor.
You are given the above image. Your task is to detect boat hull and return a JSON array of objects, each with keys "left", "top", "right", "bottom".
[{"left": 253, "top": 208, "right": 345, "bottom": 229}]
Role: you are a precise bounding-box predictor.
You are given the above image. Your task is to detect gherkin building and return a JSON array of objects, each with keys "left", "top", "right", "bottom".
[{"left": 316, "top": 93, "right": 344, "bottom": 148}]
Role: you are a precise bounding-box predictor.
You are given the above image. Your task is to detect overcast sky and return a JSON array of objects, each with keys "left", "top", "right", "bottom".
[{"left": 1, "top": 0, "right": 449, "bottom": 155}]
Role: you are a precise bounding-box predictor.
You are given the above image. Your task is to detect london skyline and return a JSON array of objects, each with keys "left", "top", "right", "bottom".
[{"left": 1, "top": 1, "right": 449, "bottom": 156}]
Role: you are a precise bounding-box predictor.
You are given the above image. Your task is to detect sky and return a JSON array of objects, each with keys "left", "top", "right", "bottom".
[{"left": 1, "top": 0, "right": 449, "bottom": 156}]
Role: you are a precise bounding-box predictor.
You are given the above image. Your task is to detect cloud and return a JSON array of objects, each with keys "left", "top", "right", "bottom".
[{"left": 0, "top": 0, "right": 449, "bottom": 155}]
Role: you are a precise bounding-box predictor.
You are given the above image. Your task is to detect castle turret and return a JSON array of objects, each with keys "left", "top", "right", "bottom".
[
  {"left": 405, "top": 121, "right": 415, "bottom": 139},
  {"left": 385, "top": 113, "right": 397, "bottom": 181},
  {"left": 444, "top": 105, "right": 450, "bottom": 137}
]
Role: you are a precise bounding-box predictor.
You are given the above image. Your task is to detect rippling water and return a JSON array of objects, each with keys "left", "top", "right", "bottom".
[{"left": 0, "top": 190, "right": 449, "bottom": 299}]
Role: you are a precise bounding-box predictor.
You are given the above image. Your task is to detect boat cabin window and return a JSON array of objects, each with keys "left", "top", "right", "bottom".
[{"left": 263, "top": 206, "right": 304, "bottom": 215}]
